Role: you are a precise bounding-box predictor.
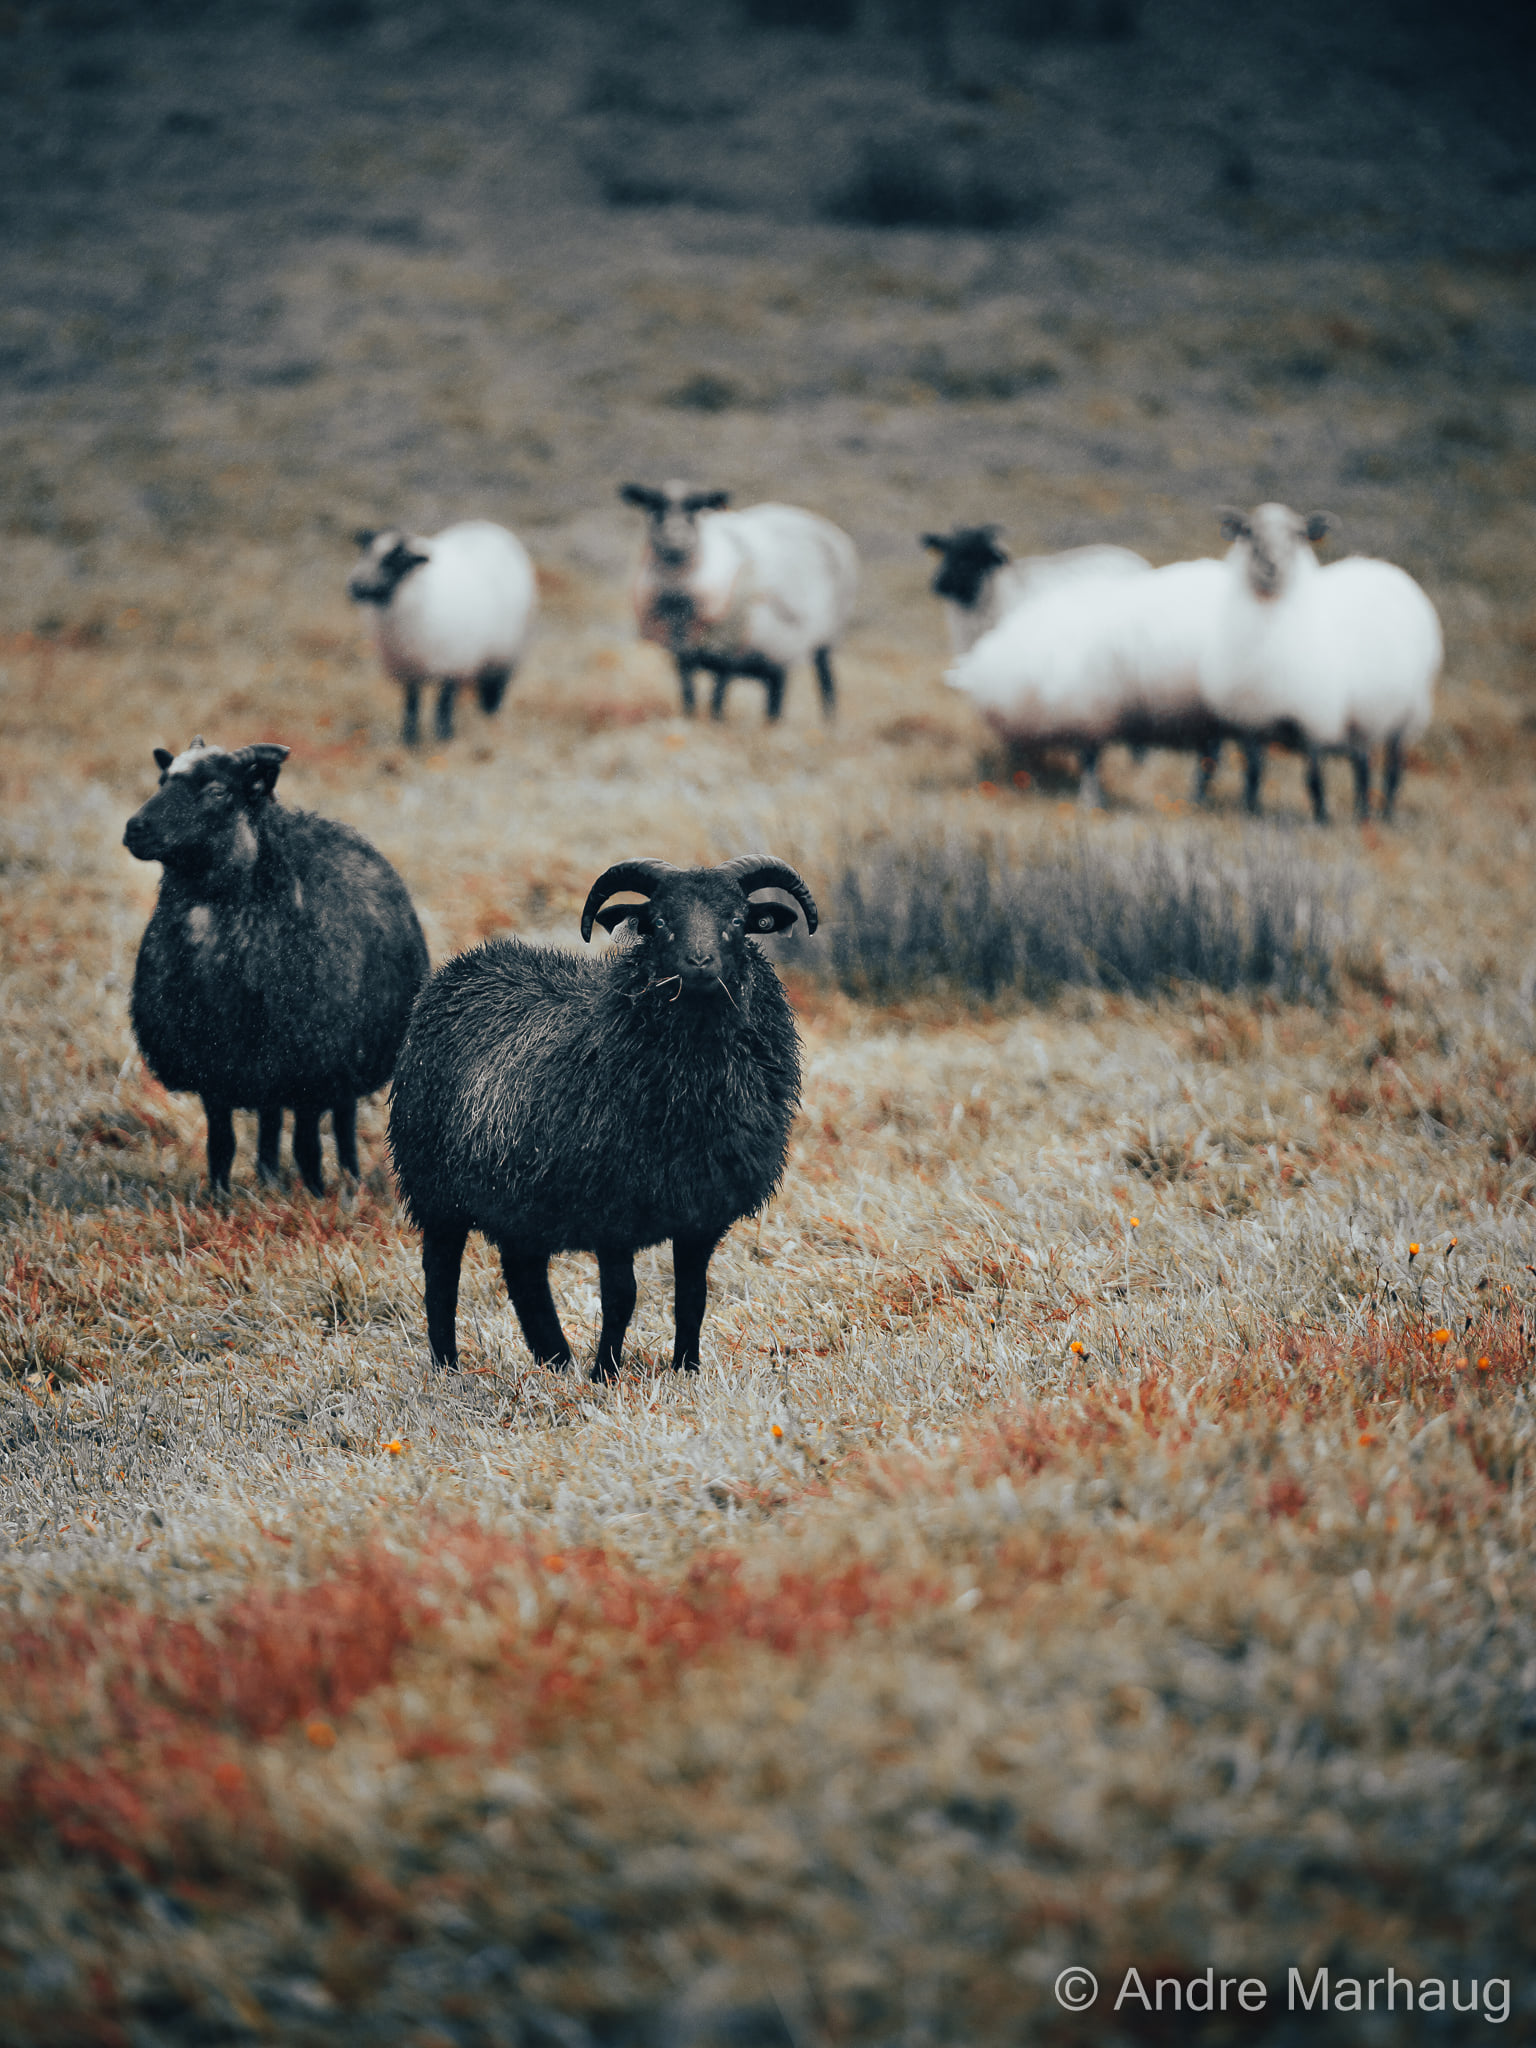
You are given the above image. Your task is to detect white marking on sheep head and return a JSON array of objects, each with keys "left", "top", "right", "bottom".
[
  {"left": 348, "top": 529, "right": 430, "bottom": 605},
  {"left": 619, "top": 479, "right": 730, "bottom": 572},
  {"left": 123, "top": 740, "right": 290, "bottom": 879},
  {"left": 1219, "top": 502, "right": 1332, "bottom": 601},
  {"left": 922, "top": 525, "right": 1010, "bottom": 608},
  {"left": 581, "top": 856, "right": 816, "bottom": 1001}
]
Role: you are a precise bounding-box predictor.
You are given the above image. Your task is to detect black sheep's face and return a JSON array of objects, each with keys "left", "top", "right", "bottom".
[
  {"left": 348, "top": 529, "right": 429, "bottom": 605},
  {"left": 618, "top": 481, "right": 730, "bottom": 572},
  {"left": 924, "top": 526, "right": 1009, "bottom": 608},
  {"left": 123, "top": 740, "right": 289, "bottom": 875},
  {"left": 599, "top": 873, "right": 799, "bottom": 999}
]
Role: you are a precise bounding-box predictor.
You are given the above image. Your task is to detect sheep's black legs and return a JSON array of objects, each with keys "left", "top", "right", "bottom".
[
  {"left": 256, "top": 1105, "right": 283, "bottom": 1185},
  {"left": 477, "top": 665, "right": 510, "bottom": 715},
  {"left": 1192, "top": 751, "right": 1218, "bottom": 805},
  {"left": 435, "top": 680, "right": 458, "bottom": 743},
  {"left": 1242, "top": 739, "right": 1267, "bottom": 816},
  {"left": 292, "top": 1108, "right": 325, "bottom": 1196},
  {"left": 1382, "top": 733, "right": 1405, "bottom": 820},
  {"left": 401, "top": 681, "right": 422, "bottom": 748},
  {"left": 813, "top": 647, "right": 836, "bottom": 718},
  {"left": 676, "top": 660, "right": 698, "bottom": 717},
  {"left": 1350, "top": 746, "right": 1372, "bottom": 822},
  {"left": 764, "top": 664, "right": 787, "bottom": 722},
  {"left": 1078, "top": 742, "right": 1105, "bottom": 809},
  {"left": 1305, "top": 749, "right": 1329, "bottom": 824},
  {"left": 332, "top": 1097, "right": 359, "bottom": 1179},
  {"left": 593, "top": 1249, "right": 638, "bottom": 1382},
  {"left": 710, "top": 668, "right": 731, "bottom": 720},
  {"left": 423, "top": 1219, "right": 470, "bottom": 1368},
  {"left": 499, "top": 1247, "right": 573, "bottom": 1368},
  {"left": 671, "top": 1233, "right": 718, "bottom": 1372},
  {"left": 203, "top": 1097, "right": 236, "bottom": 1194}
]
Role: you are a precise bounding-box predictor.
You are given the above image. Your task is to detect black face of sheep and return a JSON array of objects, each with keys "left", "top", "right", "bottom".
[
  {"left": 618, "top": 481, "right": 731, "bottom": 569},
  {"left": 347, "top": 530, "right": 428, "bottom": 606},
  {"left": 923, "top": 525, "right": 1009, "bottom": 607},
  {"left": 388, "top": 856, "right": 817, "bottom": 1381},
  {"left": 125, "top": 737, "right": 429, "bottom": 1198}
]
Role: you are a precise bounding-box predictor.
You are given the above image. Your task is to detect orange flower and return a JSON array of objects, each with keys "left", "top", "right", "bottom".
[
  {"left": 978, "top": 780, "right": 999, "bottom": 797},
  {"left": 1128, "top": 1216, "right": 1140, "bottom": 1228},
  {"left": 771, "top": 1423, "right": 784, "bottom": 1439},
  {"left": 1477, "top": 1356, "right": 1493, "bottom": 1372},
  {"left": 1408, "top": 1243, "right": 1420, "bottom": 1259},
  {"left": 1358, "top": 1431, "right": 1376, "bottom": 1446},
  {"left": 305, "top": 1719, "right": 336, "bottom": 1750},
  {"left": 382, "top": 1438, "right": 406, "bottom": 1456},
  {"left": 1432, "top": 1328, "right": 1451, "bottom": 1344},
  {"left": 1069, "top": 1339, "right": 1085, "bottom": 1355}
]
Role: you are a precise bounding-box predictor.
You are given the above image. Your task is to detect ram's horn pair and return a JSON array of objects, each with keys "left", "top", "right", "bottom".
[{"left": 580, "top": 857, "right": 818, "bottom": 942}]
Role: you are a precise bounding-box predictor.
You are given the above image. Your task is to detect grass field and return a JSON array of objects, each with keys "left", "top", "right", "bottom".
[{"left": 2, "top": 0, "right": 1536, "bottom": 2040}]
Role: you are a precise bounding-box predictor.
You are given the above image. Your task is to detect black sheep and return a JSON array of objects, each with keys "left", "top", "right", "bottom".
[
  {"left": 124, "top": 737, "right": 429, "bottom": 1195},
  {"left": 387, "top": 856, "right": 815, "bottom": 1378}
]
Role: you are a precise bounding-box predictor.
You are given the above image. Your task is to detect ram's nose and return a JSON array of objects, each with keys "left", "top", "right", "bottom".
[{"left": 681, "top": 949, "right": 722, "bottom": 987}]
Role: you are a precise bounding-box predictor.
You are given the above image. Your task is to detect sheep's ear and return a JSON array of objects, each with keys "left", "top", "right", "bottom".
[
  {"left": 354, "top": 527, "right": 377, "bottom": 549},
  {"left": 920, "top": 532, "right": 951, "bottom": 552},
  {"left": 153, "top": 746, "right": 174, "bottom": 771},
  {"left": 1217, "top": 506, "right": 1250, "bottom": 541},
  {"left": 383, "top": 541, "right": 428, "bottom": 576},
  {"left": 232, "top": 743, "right": 289, "bottom": 800},
  {"left": 619, "top": 483, "right": 665, "bottom": 512},
  {"left": 684, "top": 489, "right": 730, "bottom": 514},
  {"left": 592, "top": 903, "right": 641, "bottom": 933},
  {"left": 746, "top": 902, "right": 798, "bottom": 935},
  {"left": 1304, "top": 511, "right": 1333, "bottom": 543}
]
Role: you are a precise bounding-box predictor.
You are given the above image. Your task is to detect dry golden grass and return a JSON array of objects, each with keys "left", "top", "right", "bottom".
[{"left": 3, "top": 0, "right": 1536, "bottom": 2039}]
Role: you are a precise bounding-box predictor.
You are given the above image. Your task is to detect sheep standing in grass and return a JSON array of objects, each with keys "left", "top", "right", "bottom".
[
  {"left": 921, "top": 525, "right": 1151, "bottom": 655},
  {"left": 1202, "top": 503, "right": 1442, "bottom": 821},
  {"left": 620, "top": 481, "right": 858, "bottom": 721},
  {"left": 125, "top": 738, "right": 429, "bottom": 1195},
  {"left": 945, "top": 555, "right": 1239, "bottom": 806},
  {"left": 348, "top": 520, "right": 536, "bottom": 746},
  {"left": 388, "top": 856, "right": 815, "bottom": 1378}
]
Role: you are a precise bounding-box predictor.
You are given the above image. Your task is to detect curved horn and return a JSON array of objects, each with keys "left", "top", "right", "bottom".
[
  {"left": 580, "top": 859, "right": 679, "bottom": 943},
  {"left": 720, "top": 856, "right": 818, "bottom": 935}
]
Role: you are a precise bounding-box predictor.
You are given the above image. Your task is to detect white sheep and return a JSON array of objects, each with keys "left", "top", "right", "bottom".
[
  {"left": 921, "top": 525, "right": 1152, "bottom": 655},
  {"left": 348, "top": 520, "right": 537, "bottom": 746},
  {"left": 619, "top": 481, "right": 858, "bottom": 721},
  {"left": 1202, "top": 503, "right": 1442, "bottom": 821},
  {"left": 945, "top": 555, "right": 1237, "bottom": 807}
]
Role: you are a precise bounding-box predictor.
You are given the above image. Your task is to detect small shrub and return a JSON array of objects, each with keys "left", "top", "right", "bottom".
[
  {"left": 783, "top": 830, "right": 1348, "bottom": 1005},
  {"left": 825, "top": 144, "right": 1051, "bottom": 232}
]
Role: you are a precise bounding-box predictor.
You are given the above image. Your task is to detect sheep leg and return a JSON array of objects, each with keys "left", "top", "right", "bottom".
[
  {"left": 763, "top": 663, "right": 787, "bottom": 723},
  {"left": 256, "top": 1105, "right": 284, "bottom": 1185},
  {"left": 710, "top": 667, "right": 732, "bottom": 720},
  {"left": 675, "top": 659, "right": 698, "bottom": 717},
  {"left": 423, "top": 1219, "right": 470, "bottom": 1369},
  {"left": 292, "top": 1108, "right": 325, "bottom": 1196},
  {"left": 1305, "top": 749, "right": 1329, "bottom": 825},
  {"left": 203, "top": 1098, "right": 236, "bottom": 1194},
  {"left": 401, "top": 682, "right": 422, "bottom": 748},
  {"left": 1078, "top": 742, "right": 1105, "bottom": 809},
  {"left": 1242, "top": 739, "right": 1267, "bottom": 816},
  {"left": 499, "top": 1247, "right": 573, "bottom": 1369},
  {"left": 477, "top": 665, "right": 510, "bottom": 716},
  {"left": 1192, "top": 749, "right": 1219, "bottom": 806},
  {"left": 1350, "top": 745, "right": 1372, "bottom": 822},
  {"left": 813, "top": 647, "right": 837, "bottom": 719},
  {"left": 593, "top": 1248, "right": 638, "bottom": 1382},
  {"left": 671, "top": 1233, "right": 718, "bottom": 1373},
  {"left": 1382, "top": 733, "right": 1405, "bottom": 820},
  {"left": 434, "top": 679, "right": 458, "bottom": 743},
  {"left": 331, "top": 1097, "right": 359, "bottom": 1179}
]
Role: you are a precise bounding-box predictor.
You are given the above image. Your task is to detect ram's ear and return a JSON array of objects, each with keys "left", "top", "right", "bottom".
[
  {"left": 153, "top": 746, "right": 174, "bottom": 772},
  {"left": 232, "top": 742, "right": 289, "bottom": 800},
  {"left": 745, "top": 901, "right": 799, "bottom": 935},
  {"left": 593, "top": 903, "right": 642, "bottom": 933},
  {"left": 619, "top": 483, "right": 665, "bottom": 512},
  {"left": 920, "top": 532, "right": 951, "bottom": 552},
  {"left": 383, "top": 541, "right": 428, "bottom": 577},
  {"left": 684, "top": 489, "right": 730, "bottom": 514},
  {"left": 354, "top": 527, "right": 377, "bottom": 549},
  {"left": 1217, "top": 505, "right": 1250, "bottom": 542},
  {"left": 1304, "top": 511, "right": 1334, "bottom": 543}
]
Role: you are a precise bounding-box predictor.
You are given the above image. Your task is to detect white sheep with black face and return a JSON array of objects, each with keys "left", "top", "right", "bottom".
[
  {"left": 619, "top": 480, "right": 858, "bottom": 722},
  {"left": 1202, "top": 502, "right": 1442, "bottom": 821},
  {"left": 348, "top": 519, "right": 536, "bottom": 746},
  {"left": 921, "top": 525, "right": 1152, "bottom": 655}
]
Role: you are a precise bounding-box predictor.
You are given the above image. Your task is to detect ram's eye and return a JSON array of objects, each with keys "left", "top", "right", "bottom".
[{"left": 204, "top": 783, "right": 231, "bottom": 803}]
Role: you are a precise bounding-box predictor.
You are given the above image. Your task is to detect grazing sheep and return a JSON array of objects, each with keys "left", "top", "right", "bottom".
[
  {"left": 945, "top": 556, "right": 1240, "bottom": 807},
  {"left": 921, "top": 525, "right": 1151, "bottom": 655},
  {"left": 388, "top": 856, "right": 815, "bottom": 1378},
  {"left": 1202, "top": 504, "right": 1442, "bottom": 821},
  {"left": 619, "top": 481, "right": 858, "bottom": 721},
  {"left": 125, "top": 737, "right": 429, "bottom": 1195},
  {"left": 348, "top": 519, "right": 536, "bottom": 746}
]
